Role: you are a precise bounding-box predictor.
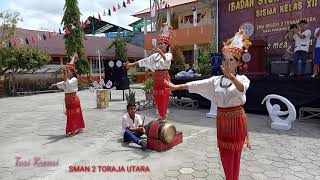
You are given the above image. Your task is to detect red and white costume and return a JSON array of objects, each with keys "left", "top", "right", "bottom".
[
  {"left": 56, "top": 65, "right": 85, "bottom": 134},
  {"left": 138, "top": 23, "right": 173, "bottom": 119}
]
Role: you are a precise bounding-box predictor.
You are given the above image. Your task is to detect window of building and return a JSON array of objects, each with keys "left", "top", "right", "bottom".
[
  {"left": 50, "top": 57, "right": 61, "bottom": 64},
  {"left": 182, "top": 13, "right": 201, "bottom": 24},
  {"left": 63, "top": 57, "right": 68, "bottom": 64}
]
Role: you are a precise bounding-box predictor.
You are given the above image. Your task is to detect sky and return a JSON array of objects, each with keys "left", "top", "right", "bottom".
[{"left": 0, "top": 0, "right": 149, "bottom": 31}]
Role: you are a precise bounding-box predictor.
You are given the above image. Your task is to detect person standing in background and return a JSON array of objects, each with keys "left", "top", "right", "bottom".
[
  {"left": 311, "top": 27, "right": 320, "bottom": 77},
  {"left": 289, "top": 20, "right": 312, "bottom": 76}
]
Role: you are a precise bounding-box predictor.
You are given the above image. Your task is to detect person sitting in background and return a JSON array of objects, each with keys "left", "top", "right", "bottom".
[
  {"left": 121, "top": 103, "right": 147, "bottom": 150},
  {"left": 175, "top": 64, "right": 200, "bottom": 78}
]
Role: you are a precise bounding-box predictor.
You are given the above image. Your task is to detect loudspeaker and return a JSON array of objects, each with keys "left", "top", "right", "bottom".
[
  {"left": 270, "top": 60, "right": 289, "bottom": 75},
  {"left": 303, "top": 59, "right": 313, "bottom": 74},
  {"left": 104, "top": 60, "right": 129, "bottom": 90},
  {"left": 104, "top": 60, "right": 114, "bottom": 88},
  {"left": 115, "top": 77, "right": 129, "bottom": 90}
]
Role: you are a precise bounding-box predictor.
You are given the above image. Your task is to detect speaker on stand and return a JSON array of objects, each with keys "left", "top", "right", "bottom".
[
  {"left": 104, "top": 60, "right": 129, "bottom": 100},
  {"left": 104, "top": 60, "right": 115, "bottom": 88},
  {"left": 113, "top": 60, "right": 129, "bottom": 90}
]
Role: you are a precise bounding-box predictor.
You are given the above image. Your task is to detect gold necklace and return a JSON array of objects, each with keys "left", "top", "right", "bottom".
[{"left": 219, "top": 75, "right": 232, "bottom": 88}]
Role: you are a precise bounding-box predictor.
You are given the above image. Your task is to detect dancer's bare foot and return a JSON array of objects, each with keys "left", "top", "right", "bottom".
[
  {"left": 76, "top": 129, "right": 83, "bottom": 134},
  {"left": 244, "top": 144, "right": 251, "bottom": 151},
  {"left": 72, "top": 129, "right": 83, "bottom": 135},
  {"left": 67, "top": 132, "right": 75, "bottom": 137}
]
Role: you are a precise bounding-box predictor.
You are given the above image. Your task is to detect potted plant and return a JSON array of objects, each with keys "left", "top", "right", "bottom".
[{"left": 143, "top": 78, "right": 153, "bottom": 101}]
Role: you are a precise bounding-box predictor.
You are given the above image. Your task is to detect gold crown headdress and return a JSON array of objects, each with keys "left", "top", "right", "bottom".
[
  {"left": 159, "top": 22, "right": 173, "bottom": 45},
  {"left": 222, "top": 27, "right": 252, "bottom": 61}
]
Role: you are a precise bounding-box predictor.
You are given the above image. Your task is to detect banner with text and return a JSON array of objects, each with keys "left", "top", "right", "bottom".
[{"left": 218, "top": 0, "right": 320, "bottom": 57}]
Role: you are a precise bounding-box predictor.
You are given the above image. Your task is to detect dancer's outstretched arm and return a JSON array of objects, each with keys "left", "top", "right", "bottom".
[
  {"left": 164, "top": 80, "right": 188, "bottom": 91},
  {"left": 69, "top": 53, "right": 78, "bottom": 64}
]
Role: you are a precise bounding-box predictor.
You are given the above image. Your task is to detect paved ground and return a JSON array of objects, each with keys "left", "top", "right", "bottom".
[{"left": 1, "top": 88, "right": 320, "bottom": 180}]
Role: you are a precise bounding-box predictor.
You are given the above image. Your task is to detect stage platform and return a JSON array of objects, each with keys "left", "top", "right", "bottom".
[{"left": 171, "top": 76, "right": 320, "bottom": 115}]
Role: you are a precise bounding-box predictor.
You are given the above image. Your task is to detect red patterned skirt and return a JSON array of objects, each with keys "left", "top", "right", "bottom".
[
  {"left": 153, "top": 70, "right": 171, "bottom": 119},
  {"left": 216, "top": 106, "right": 249, "bottom": 151},
  {"left": 65, "top": 92, "right": 85, "bottom": 134}
]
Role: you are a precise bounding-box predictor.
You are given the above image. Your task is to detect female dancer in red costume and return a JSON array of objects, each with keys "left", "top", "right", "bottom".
[
  {"left": 165, "top": 28, "right": 252, "bottom": 180},
  {"left": 125, "top": 23, "right": 173, "bottom": 121},
  {"left": 50, "top": 53, "right": 85, "bottom": 136}
]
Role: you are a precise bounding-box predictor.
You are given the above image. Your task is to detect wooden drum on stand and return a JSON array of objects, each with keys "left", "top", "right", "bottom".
[{"left": 145, "top": 120, "right": 177, "bottom": 144}]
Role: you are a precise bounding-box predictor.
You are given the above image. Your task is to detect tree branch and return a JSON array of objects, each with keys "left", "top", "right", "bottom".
[{"left": 0, "top": 67, "right": 9, "bottom": 75}]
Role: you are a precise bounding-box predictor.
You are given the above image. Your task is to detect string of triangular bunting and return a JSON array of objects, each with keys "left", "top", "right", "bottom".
[
  {"left": 0, "top": 0, "right": 136, "bottom": 48},
  {"left": 0, "top": 31, "right": 58, "bottom": 48},
  {"left": 79, "top": 0, "right": 135, "bottom": 30},
  {"left": 0, "top": 0, "right": 212, "bottom": 48}
]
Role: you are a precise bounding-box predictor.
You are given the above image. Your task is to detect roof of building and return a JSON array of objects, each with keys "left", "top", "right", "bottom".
[
  {"left": 83, "top": 16, "right": 132, "bottom": 34},
  {"left": 132, "top": 0, "right": 198, "bottom": 17},
  {"left": 1, "top": 28, "right": 144, "bottom": 58}
]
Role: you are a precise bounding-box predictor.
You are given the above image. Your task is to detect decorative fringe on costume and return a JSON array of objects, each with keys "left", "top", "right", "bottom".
[
  {"left": 153, "top": 70, "right": 171, "bottom": 119},
  {"left": 65, "top": 92, "right": 85, "bottom": 134},
  {"left": 216, "top": 105, "right": 249, "bottom": 180},
  {"left": 216, "top": 106, "right": 249, "bottom": 151}
]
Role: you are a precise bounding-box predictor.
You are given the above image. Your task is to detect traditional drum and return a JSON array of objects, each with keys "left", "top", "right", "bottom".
[{"left": 145, "top": 120, "right": 176, "bottom": 144}]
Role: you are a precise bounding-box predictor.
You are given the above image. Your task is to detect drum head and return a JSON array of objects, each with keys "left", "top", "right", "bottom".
[{"left": 160, "top": 122, "right": 176, "bottom": 144}]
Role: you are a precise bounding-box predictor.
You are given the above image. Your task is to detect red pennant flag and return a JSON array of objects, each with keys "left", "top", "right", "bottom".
[
  {"left": 175, "top": 15, "right": 179, "bottom": 21},
  {"left": 48, "top": 32, "right": 52, "bottom": 38},
  {"left": 43, "top": 34, "right": 47, "bottom": 40},
  {"left": 113, "top": 6, "right": 117, "bottom": 12},
  {"left": 127, "top": 0, "right": 130, "bottom": 4},
  {"left": 32, "top": 36, "right": 36, "bottom": 44}
]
